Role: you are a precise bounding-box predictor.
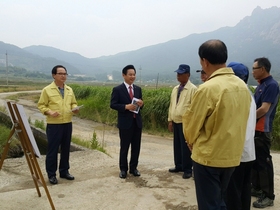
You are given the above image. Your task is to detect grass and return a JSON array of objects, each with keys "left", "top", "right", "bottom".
[
  {"left": 34, "top": 119, "right": 46, "bottom": 130},
  {"left": 26, "top": 116, "right": 107, "bottom": 154},
  {"left": 0, "top": 125, "right": 21, "bottom": 156},
  {"left": 2, "top": 82, "right": 280, "bottom": 151},
  {"left": 71, "top": 131, "right": 108, "bottom": 155},
  {"left": 90, "top": 131, "right": 107, "bottom": 154},
  {"left": 0, "top": 84, "right": 46, "bottom": 93},
  {"left": 72, "top": 85, "right": 172, "bottom": 136}
]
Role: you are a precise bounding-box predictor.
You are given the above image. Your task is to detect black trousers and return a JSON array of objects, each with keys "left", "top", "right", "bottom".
[
  {"left": 119, "top": 119, "right": 142, "bottom": 172},
  {"left": 226, "top": 161, "right": 253, "bottom": 210},
  {"left": 193, "top": 161, "right": 235, "bottom": 210},
  {"left": 46, "top": 123, "right": 72, "bottom": 178},
  {"left": 251, "top": 131, "right": 275, "bottom": 200},
  {"left": 172, "top": 122, "right": 192, "bottom": 173}
]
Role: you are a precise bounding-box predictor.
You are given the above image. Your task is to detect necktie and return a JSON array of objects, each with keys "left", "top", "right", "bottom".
[
  {"left": 129, "top": 85, "right": 133, "bottom": 99},
  {"left": 177, "top": 84, "right": 184, "bottom": 103},
  {"left": 58, "top": 87, "right": 64, "bottom": 98},
  {"left": 129, "top": 85, "right": 136, "bottom": 118}
]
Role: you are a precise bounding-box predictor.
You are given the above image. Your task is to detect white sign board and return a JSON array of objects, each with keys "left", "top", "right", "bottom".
[{"left": 15, "top": 104, "right": 41, "bottom": 158}]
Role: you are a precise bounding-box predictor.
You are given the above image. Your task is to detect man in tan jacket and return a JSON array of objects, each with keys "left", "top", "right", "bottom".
[
  {"left": 182, "top": 40, "right": 251, "bottom": 209},
  {"left": 168, "top": 64, "right": 197, "bottom": 179}
]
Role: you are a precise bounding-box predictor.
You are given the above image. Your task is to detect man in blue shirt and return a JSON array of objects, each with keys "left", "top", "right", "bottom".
[{"left": 251, "top": 57, "right": 279, "bottom": 208}]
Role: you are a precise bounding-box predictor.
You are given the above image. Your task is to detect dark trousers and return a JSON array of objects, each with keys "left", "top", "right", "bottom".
[
  {"left": 226, "top": 161, "right": 253, "bottom": 210},
  {"left": 172, "top": 122, "right": 192, "bottom": 173},
  {"left": 251, "top": 131, "right": 275, "bottom": 200},
  {"left": 46, "top": 123, "right": 72, "bottom": 178},
  {"left": 119, "top": 119, "right": 142, "bottom": 172},
  {"left": 193, "top": 161, "right": 235, "bottom": 210}
]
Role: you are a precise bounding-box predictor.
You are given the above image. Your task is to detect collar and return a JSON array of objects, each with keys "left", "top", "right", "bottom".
[
  {"left": 123, "top": 82, "right": 133, "bottom": 89},
  {"left": 208, "top": 67, "right": 234, "bottom": 81},
  {"left": 178, "top": 80, "right": 192, "bottom": 89},
  {"left": 259, "top": 75, "right": 272, "bottom": 84},
  {"left": 50, "top": 81, "right": 68, "bottom": 90}
]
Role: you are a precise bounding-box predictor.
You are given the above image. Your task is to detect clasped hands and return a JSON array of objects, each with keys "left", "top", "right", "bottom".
[{"left": 46, "top": 109, "right": 79, "bottom": 117}]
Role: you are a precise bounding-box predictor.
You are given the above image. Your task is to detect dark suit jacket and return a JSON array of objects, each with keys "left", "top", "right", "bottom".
[{"left": 110, "top": 83, "right": 142, "bottom": 129}]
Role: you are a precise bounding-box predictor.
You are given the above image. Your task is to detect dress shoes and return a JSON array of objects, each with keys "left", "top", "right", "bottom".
[
  {"left": 168, "top": 168, "right": 181, "bottom": 173},
  {"left": 60, "top": 173, "right": 75, "bottom": 180},
  {"left": 49, "top": 176, "right": 58, "bottom": 184},
  {"left": 119, "top": 170, "right": 127, "bottom": 179},
  {"left": 129, "top": 169, "right": 141, "bottom": 177},
  {"left": 182, "top": 172, "right": 192, "bottom": 179}
]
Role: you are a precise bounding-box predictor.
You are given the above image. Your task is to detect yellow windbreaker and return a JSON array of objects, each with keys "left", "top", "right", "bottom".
[
  {"left": 182, "top": 67, "right": 251, "bottom": 167},
  {"left": 38, "top": 81, "right": 77, "bottom": 124}
]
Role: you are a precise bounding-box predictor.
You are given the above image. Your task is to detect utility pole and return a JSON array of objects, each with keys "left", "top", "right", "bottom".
[
  {"left": 139, "top": 65, "right": 142, "bottom": 85},
  {"left": 6, "top": 51, "right": 9, "bottom": 86},
  {"left": 156, "top": 73, "right": 159, "bottom": 89}
]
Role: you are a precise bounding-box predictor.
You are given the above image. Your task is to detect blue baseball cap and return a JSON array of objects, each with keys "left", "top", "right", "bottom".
[
  {"left": 174, "top": 64, "right": 190, "bottom": 74},
  {"left": 227, "top": 62, "right": 249, "bottom": 82}
]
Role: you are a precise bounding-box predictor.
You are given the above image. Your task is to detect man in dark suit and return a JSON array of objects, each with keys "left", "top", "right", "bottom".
[{"left": 110, "top": 65, "right": 144, "bottom": 179}]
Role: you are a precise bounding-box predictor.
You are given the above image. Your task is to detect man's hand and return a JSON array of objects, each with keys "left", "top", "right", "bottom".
[
  {"left": 72, "top": 109, "right": 79, "bottom": 114},
  {"left": 126, "top": 104, "right": 137, "bottom": 111},
  {"left": 46, "top": 110, "right": 60, "bottom": 117},
  {"left": 187, "top": 143, "right": 193, "bottom": 152},
  {"left": 168, "top": 121, "right": 173, "bottom": 132},
  {"left": 136, "top": 99, "right": 144, "bottom": 107}
]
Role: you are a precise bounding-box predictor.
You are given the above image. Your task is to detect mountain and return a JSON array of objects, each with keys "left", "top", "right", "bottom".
[
  {"left": 0, "top": 42, "right": 81, "bottom": 75},
  {"left": 1, "top": 6, "right": 280, "bottom": 83},
  {"left": 22, "top": 45, "right": 98, "bottom": 75},
  {"left": 85, "top": 6, "right": 280, "bottom": 82}
]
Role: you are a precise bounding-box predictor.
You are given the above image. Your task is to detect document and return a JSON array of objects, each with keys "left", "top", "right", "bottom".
[
  {"left": 131, "top": 97, "right": 140, "bottom": 114},
  {"left": 71, "top": 105, "right": 84, "bottom": 112}
]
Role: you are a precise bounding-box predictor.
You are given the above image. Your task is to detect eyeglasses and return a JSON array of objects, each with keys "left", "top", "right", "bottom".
[
  {"left": 56, "top": 73, "right": 68, "bottom": 76},
  {"left": 252, "top": 66, "right": 262, "bottom": 70}
]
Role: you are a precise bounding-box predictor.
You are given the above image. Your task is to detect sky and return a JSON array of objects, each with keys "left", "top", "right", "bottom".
[{"left": 1, "top": 0, "right": 280, "bottom": 58}]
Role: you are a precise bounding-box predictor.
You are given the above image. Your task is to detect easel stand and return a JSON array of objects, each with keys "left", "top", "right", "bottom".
[{"left": 0, "top": 102, "right": 55, "bottom": 210}]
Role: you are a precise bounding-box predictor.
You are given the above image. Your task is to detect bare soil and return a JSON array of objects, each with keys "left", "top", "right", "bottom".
[{"left": 0, "top": 91, "right": 279, "bottom": 210}]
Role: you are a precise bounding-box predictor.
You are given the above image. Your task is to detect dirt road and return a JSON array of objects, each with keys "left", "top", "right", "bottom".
[{"left": 0, "top": 91, "right": 279, "bottom": 210}]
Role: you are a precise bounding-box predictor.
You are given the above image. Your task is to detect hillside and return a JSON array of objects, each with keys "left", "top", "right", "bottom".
[
  {"left": 0, "top": 6, "right": 279, "bottom": 83},
  {"left": 0, "top": 42, "right": 80, "bottom": 75}
]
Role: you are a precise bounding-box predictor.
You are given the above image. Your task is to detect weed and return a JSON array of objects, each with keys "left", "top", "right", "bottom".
[
  {"left": 0, "top": 124, "right": 21, "bottom": 156},
  {"left": 34, "top": 119, "right": 45, "bottom": 130},
  {"left": 90, "top": 130, "right": 107, "bottom": 154},
  {"left": 71, "top": 131, "right": 108, "bottom": 155}
]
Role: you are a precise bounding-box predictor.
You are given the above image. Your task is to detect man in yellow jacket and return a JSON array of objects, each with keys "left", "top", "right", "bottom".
[
  {"left": 38, "top": 65, "right": 79, "bottom": 185},
  {"left": 182, "top": 40, "right": 251, "bottom": 210}
]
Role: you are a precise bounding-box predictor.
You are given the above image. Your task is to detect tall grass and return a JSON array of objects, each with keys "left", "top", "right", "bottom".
[
  {"left": 272, "top": 103, "right": 280, "bottom": 150},
  {"left": 2, "top": 82, "right": 280, "bottom": 150},
  {"left": 141, "top": 88, "right": 170, "bottom": 133},
  {"left": 72, "top": 85, "right": 171, "bottom": 135},
  {"left": 71, "top": 84, "right": 280, "bottom": 148}
]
